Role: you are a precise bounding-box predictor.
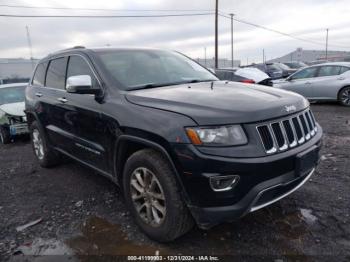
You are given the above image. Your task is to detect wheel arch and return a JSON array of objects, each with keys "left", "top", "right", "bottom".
[{"left": 113, "top": 135, "right": 190, "bottom": 203}]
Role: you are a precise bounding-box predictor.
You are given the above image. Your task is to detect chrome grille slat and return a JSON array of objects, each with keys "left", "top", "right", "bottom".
[{"left": 257, "top": 109, "right": 318, "bottom": 154}]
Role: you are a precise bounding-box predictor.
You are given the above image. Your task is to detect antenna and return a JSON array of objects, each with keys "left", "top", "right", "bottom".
[{"left": 25, "top": 25, "right": 34, "bottom": 69}]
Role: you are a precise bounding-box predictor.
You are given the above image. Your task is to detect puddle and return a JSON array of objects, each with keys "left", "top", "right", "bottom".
[
  {"left": 66, "top": 216, "right": 166, "bottom": 256},
  {"left": 15, "top": 238, "right": 73, "bottom": 256}
]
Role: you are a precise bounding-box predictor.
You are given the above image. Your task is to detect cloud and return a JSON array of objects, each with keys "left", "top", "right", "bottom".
[{"left": 0, "top": 0, "right": 349, "bottom": 63}]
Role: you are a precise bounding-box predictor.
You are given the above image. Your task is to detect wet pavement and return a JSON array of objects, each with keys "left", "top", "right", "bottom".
[{"left": 0, "top": 103, "right": 349, "bottom": 261}]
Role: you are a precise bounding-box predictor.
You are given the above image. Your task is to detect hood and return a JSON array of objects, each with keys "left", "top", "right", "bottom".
[
  {"left": 126, "top": 82, "right": 309, "bottom": 125},
  {"left": 0, "top": 102, "right": 26, "bottom": 116},
  {"left": 235, "top": 68, "right": 270, "bottom": 83}
]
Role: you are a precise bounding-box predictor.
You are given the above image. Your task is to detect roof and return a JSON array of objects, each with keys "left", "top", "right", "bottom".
[
  {"left": 0, "top": 83, "right": 28, "bottom": 89},
  {"left": 309, "top": 62, "right": 350, "bottom": 67}
]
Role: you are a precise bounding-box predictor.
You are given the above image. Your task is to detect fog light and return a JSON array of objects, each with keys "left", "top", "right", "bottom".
[{"left": 210, "top": 175, "right": 240, "bottom": 192}]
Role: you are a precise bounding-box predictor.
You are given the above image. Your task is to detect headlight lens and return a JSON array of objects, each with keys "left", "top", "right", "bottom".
[{"left": 186, "top": 125, "right": 247, "bottom": 146}]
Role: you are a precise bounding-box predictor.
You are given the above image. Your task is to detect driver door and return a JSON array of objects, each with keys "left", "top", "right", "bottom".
[{"left": 283, "top": 67, "right": 319, "bottom": 98}]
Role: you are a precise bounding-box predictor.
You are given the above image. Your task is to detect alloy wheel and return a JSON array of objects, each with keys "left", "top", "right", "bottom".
[
  {"left": 32, "top": 129, "right": 44, "bottom": 160},
  {"left": 341, "top": 88, "right": 350, "bottom": 105},
  {"left": 130, "top": 167, "right": 166, "bottom": 227}
]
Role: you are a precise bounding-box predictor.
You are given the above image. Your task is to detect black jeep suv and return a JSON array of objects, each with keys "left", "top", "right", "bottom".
[{"left": 25, "top": 47, "right": 322, "bottom": 242}]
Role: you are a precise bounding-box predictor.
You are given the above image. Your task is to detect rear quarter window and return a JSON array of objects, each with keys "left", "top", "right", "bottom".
[{"left": 32, "top": 62, "right": 47, "bottom": 87}]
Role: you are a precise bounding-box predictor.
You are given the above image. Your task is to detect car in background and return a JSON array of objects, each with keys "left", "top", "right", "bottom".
[
  {"left": 283, "top": 61, "right": 307, "bottom": 70},
  {"left": 215, "top": 67, "right": 272, "bottom": 86},
  {"left": 273, "top": 62, "right": 350, "bottom": 106},
  {"left": 275, "top": 63, "right": 298, "bottom": 77},
  {"left": 306, "top": 60, "right": 329, "bottom": 66},
  {"left": 0, "top": 83, "right": 29, "bottom": 144},
  {"left": 248, "top": 63, "right": 284, "bottom": 79}
]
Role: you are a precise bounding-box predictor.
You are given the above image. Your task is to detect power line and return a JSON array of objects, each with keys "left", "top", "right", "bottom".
[
  {"left": 0, "top": 4, "right": 213, "bottom": 12},
  {"left": 219, "top": 12, "right": 349, "bottom": 49},
  {"left": 0, "top": 13, "right": 214, "bottom": 18}
]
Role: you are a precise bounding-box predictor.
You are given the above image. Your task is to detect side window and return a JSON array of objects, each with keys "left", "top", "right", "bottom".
[
  {"left": 46, "top": 57, "right": 68, "bottom": 89},
  {"left": 340, "top": 67, "right": 350, "bottom": 74},
  {"left": 32, "top": 62, "right": 47, "bottom": 87},
  {"left": 214, "top": 71, "right": 225, "bottom": 80},
  {"left": 291, "top": 67, "right": 318, "bottom": 80},
  {"left": 318, "top": 66, "right": 341, "bottom": 77},
  {"left": 67, "top": 56, "right": 99, "bottom": 88}
]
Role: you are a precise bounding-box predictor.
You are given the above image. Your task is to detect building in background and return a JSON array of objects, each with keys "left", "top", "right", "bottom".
[
  {"left": 196, "top": 58, "right": 241, "bottom": 69},
  {"left": 267, "top": 48, "right": 350, "bottom": 63},
  {"left": 0, "top": 58, "right": 38, "bottom": 84}
]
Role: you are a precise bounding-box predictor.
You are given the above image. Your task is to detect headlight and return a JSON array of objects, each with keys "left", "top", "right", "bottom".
[{"left": 186, "top": 125, "right": 247, "bottom": 146}]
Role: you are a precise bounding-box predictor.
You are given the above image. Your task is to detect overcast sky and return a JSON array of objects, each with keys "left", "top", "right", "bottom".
[{"left": 0, "top": 0, "right": 349, "bottom": 64}]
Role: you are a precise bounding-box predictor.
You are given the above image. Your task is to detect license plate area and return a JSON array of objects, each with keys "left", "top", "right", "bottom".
[{"left": 295, "top": 145, "right": 319, "bottom": 177}]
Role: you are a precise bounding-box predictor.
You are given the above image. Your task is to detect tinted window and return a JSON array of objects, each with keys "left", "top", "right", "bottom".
[
  {"left": 67, "top": 56, "right": 99, "bottom": 88},
  {"left": 46, "top": 57, "right": 67, "bottom": 89},
  {"left": 318, "top": 66, "right": 341, "bottom": 77},
  {"left": 291, "top": 67, "right": 318, "bottom": 80},
  {"left": 32, "top": 62, "right": 47, "bottom": 87},
  {"left": 340, "top": 67, "right": 350, "bottom": 74},
  {"left": 214, "top": 70, "right": 227, "bottom": 80}
]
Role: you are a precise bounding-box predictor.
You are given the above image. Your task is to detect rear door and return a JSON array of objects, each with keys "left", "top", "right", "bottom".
[
  {"left": 43, "top": 57, "right": 75, "bottom": 154},
  {"left": 310, "top": 65, "right": 343, "bottom": 100}
]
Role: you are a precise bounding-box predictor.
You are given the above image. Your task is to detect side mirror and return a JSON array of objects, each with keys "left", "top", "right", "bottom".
[{"left": 66, "top": 75, "right": 100, "bottom": 95}]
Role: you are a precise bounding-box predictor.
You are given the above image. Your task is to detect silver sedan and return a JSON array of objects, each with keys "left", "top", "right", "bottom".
[{"left": 273, "top": 62, "right": 350, "bottom": 106}]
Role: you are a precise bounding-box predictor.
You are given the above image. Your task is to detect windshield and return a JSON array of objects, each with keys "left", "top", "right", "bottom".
[
  {"left": 0, "top": 86, "right": 26, "bottom": 105},
  {"left": 96, "top": 49, "right": 218, "bottom": 90}
]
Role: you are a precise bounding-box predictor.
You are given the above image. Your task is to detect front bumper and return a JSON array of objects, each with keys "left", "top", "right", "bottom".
[
  {"left": 9, "top": 123, "right": 29, "bottom": 136},
  {"left": 172, "top": 125, "right": 322, "bottom": 228}
]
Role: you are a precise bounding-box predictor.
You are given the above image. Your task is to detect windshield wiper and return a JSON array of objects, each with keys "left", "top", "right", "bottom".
[{"left": 128, "top": 79, "right": 217, "bottom": 91}]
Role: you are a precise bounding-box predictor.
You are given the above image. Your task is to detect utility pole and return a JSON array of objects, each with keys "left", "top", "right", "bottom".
[
  {"left": 230, "top": 13, "right": 234, "bottom": 68},
  {"left": 204, "top": 47, "right": 207, "bottom": 67},
  {"left": 25, "top": 26, "right": 34, "bottom": 69},
  {"left": 325, "top": 28, "right": 329, "bottom": 60},
  {"left": 215, "top": 0, "right": 219, "bottom": 69},
  {"left": 263, "top": 49, "right": 265, "bottom": 63}
]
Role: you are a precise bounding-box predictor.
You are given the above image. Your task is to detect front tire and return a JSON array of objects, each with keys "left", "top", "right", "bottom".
[
  {"left": 29, "top": 121, "right": 61, "bottom": 167},
  {"left": 0, "top": 126, "right": 11, "bottom": 144},
  {"left": 123, "top": 149, "right": 194, "bottom": 242},
  {"left": 338, "top": 86, "right": 350, "bottom": 106}
]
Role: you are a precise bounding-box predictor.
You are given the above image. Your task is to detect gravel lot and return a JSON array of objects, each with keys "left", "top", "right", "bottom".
[{"left": 0, "top": 103, "right": 349, "bottom": 261}]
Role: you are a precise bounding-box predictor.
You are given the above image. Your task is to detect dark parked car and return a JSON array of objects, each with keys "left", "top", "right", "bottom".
[
  {"left": 283, "top": 61, "right": 307, "bottom": 69},
  {"left": 0, "top": 83, "right": 29, "bottom": 144},
  {"left": 25, "top": 47, "right": 322, "bottom": 242},
  {"left": 275, "top": 63, "right": 298, "bottom": 77}
]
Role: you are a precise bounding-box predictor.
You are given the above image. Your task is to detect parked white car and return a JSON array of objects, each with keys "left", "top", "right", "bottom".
[{"left": 0, "top": 83, "right": 29, "bottom": 144}]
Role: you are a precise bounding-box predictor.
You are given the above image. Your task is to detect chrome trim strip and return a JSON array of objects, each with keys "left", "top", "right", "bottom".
[{"left": 250, "top": 168, "right": 315, "bottom": 212}]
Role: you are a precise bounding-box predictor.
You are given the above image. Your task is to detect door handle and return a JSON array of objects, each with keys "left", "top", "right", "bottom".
[
  {"left": 337, "top": 77, "right": 345, "bottom": 80},
  {"left": 35, "top": 92, "right": 43, "bottom": 97},
  {"left": 57, "top": 97, "right": 68, "bottom": 103},
  {"left": 305, "top": 82, "right": 311, "bottom": 85}
]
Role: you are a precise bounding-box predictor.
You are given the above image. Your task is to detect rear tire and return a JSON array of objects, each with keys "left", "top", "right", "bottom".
[
  {"left": 0, "top": 126, "right": 11, "bottom": 144},
  {"left": 29, "top": 121, "right": 61, "bottom": 167},
  {"left": 123, "top": 149, "right": 194, "bottom": 242},
  {"left": 338, "top": 86, "right": 350, "bottom": 106}
]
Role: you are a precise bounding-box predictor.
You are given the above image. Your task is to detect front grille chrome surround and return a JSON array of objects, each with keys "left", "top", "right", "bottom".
[{"left": 257, "top": 109, "right": 318, "bottom": 154}]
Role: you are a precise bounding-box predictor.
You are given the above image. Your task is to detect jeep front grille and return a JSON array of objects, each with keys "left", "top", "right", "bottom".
[{"left": 257, "top": 109, "right": 318, "bottom": 154}]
